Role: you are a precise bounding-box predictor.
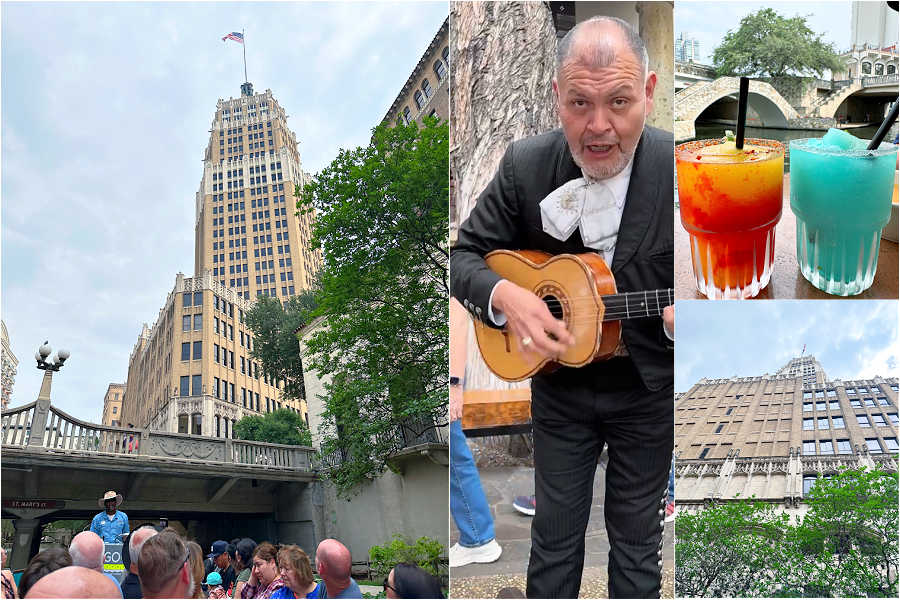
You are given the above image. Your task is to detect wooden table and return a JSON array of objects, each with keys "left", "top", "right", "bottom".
[{"left": 675, "top": 174, "right": 899, "bottom": 299}]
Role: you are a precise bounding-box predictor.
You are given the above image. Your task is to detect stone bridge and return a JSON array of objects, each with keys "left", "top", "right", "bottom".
[
  {"left": 813, "top": 74, "right": 900, "bottom": 118},
  {"left": 675, "top": 76, "right": 798, "bottom": 141},
  {"left": 1, "top": 397, "right": 319, "bottom": 569}
]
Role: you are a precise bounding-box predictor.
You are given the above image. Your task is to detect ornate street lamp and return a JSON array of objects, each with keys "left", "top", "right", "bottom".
[{"left": 35, "top": 341, "right": 70, "bottom": 372}]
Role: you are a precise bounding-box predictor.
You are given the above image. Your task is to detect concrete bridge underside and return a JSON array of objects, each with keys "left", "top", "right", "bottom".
[{"left": 2, "top": 449, "right": 318, "bottom": 570}]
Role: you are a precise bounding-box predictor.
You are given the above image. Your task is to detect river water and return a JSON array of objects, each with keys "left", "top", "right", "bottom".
[{"left": 690, "top": 122, "right": 880, "bottom": 171}]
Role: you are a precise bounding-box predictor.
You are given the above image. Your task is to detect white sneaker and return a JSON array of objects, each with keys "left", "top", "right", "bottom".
[{"left": 449, "top": 539, "right": 502, "bottom": 567}]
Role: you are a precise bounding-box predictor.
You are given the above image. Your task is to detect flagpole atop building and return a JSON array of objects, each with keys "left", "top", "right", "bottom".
[{"left": 242, "top": 28, "right": 248, "bottom": 84}]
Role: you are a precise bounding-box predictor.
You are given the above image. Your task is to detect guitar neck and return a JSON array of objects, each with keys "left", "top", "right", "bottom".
[{"left": 600, "top": 289, "right": 673, "bottom": 322}]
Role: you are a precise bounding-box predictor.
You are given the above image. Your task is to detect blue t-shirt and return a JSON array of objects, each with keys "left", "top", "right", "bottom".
[
  {"left": 318, "top": 579, "right": 361, "bottom": 599},
  {"left": 271, "top": 581, "right": 323, "bottom": 599},
  {"left": 90, "top": 510, "right": 130, "bottom": 543}
]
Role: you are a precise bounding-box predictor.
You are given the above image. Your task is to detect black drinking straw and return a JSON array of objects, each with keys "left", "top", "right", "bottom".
[
  {"left": 735, "top": 77, "right": 750, "bottom": 150},
  {"left": 867, "top": 98, "right": 898, "bottom": 151}
]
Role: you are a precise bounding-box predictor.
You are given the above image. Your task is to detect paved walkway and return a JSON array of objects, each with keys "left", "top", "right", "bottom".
[{"left": 450, "top": 465, "right": 674, "bottom": 598}]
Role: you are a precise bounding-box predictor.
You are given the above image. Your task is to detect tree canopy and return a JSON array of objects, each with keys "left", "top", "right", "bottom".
[
  {"left": 712, "top": 8, "right": 845, "bottom": 78},
  {"left": 244, "top": 292, "right": 318, "bottom": 403},
  {"left": 298, "top": 117, "right": 449, "bottom": 495},
  {"left": 233, "top": 408, "right": 312, "bottom": 446},
  {"left": 675, "top": 467, "right": 899, "bottom": 597}
]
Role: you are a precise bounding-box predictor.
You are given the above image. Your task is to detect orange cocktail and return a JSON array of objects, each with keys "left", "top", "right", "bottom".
[{"left": 677, "top": 138, "right": 784, "bottom": 299}]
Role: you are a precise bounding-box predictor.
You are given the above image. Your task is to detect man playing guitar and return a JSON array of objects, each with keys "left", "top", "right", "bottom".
[{"left": 451, "top": 16, "right": 674, "bottom": 599}]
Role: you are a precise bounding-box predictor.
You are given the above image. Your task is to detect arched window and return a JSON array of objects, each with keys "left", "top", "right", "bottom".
[
  {"left": 402, "top": 106, "right": 411, "bottom": 125},
  {"left": 442, "top": 46, "right": 449, "bottom": 66},
  {"left": 215, "top": 415, "right": 221, "bottom": 437},
  {"left": 191, "top": 413, "right": 202, "bottom": 435},
  {"left": 414, "top": 90, "right": 425, "bottom": 110},
  {"left": 862, "top": 61, "right": 872, "bottom": 74},
  {"left": 422, "top": 78, "right": 433, "bottom": 98},
  {"left": 178, "top": 414, "right": 189, "bottom": 434},
  {"left": 888, "top": 64, "right": 896, "bottom": 75},
  {"left": 874, "top": 63, "right": 884, "bottom": 75},
  {"left": 433, "top": 60, "right": 447, "bottom": 81}
]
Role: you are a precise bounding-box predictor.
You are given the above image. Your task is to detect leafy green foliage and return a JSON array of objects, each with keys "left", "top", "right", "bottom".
[
  {"left": 233, "top": 408, "right": 312, "bottom": 446},
  {"left": 368, "top": 535, "right": 445, "bottom": 579},
  {"left": 712, "top": 8, "right": 845, "bottom": 77},
  {"left": 676, "top": 468, "right": 899, "bottom": 597},
  {"left": 298, "top": 117, "right": 449, "bottom": 494},
  {"left": 245, "top": 294, "right": 318, "bottom": 403}
]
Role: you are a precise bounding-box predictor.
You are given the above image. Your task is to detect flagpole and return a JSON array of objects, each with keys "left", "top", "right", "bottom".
[{"left": 242, "top": 28, "right": 248, "bottom": 83}]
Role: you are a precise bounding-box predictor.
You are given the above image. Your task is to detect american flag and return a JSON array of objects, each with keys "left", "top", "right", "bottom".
[{"left": 222, "top": 31, "right": 244, "bottom": 44}]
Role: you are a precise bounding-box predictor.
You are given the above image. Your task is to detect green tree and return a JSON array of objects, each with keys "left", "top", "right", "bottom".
[
  {"left": 234, "top": 408, "right": 312, "bottom": 446},
  {"left": 298, "top": 117, "right": 448, "bottom": 495},
  {"left": 712, "top": 8, "right": 845, "bottom": 78},
  {"left": 245, "top": 293, "right": 318, "bottom": 403}
]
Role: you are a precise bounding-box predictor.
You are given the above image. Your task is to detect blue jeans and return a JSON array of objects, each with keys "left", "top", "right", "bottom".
[{"left": 450, "top": 420, "right": 495, "bottom": 547}]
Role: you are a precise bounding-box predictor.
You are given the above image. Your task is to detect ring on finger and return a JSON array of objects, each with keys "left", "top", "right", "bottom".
[{"left": 522, "top": 336, "right": 533, "bottom": 347}]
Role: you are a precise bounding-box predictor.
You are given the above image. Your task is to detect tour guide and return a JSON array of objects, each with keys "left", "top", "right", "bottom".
[{"left": 90, "top": 490, "right": 130, "bottom": 543}]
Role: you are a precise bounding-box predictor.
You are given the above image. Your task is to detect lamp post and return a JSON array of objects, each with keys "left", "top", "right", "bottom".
[{"left": 34, "top": 341, "right": 70, "bottom": 402}]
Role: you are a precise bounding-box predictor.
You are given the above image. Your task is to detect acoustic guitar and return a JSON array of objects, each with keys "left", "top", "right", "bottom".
[{"left": 473, "top": 250, "right": 673, "bottom": 382}]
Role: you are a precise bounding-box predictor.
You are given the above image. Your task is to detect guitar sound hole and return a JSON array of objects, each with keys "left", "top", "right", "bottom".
[{"left": 542, "top": 295, "right": 564, "bottom": 341}]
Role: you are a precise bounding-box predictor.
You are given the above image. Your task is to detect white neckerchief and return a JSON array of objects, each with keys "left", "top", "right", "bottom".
[{"left": 539, "top": 159, "right": 633, "bottom": 265}]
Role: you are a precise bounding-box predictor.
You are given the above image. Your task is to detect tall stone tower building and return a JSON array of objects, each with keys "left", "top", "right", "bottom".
[
  {"left": 121, "top": 84, "right": 318, "bottom": 435},
  {"left": 675, "top": 355, "right": 898, "bottom": 515},
  {"left": 194, "top": 85, "right": 321, "bottom": 300}
]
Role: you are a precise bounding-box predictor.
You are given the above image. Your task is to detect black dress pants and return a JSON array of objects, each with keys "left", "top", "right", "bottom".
[{"left": 526, "top": 361, "right": 673, "bottom": 599}]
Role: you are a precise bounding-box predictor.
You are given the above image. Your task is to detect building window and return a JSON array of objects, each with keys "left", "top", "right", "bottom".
[
  {"left": 864, "top": 398, "right": 876, "bottom": 407},
  {"left": 857, "top": 415, "right": 871, "bottom": 427},
  {"left": 414, "top": 90, "right": 425, "bottom": 110},
  {"left": 698, "top": 447, "right": 710, "bottom": 459},
  {"left": 862, "top": 61, "right": 872, "bottom": 74},
  {"left": 815, "top": 401, "right": 825, "bottom": 411},
  {"left": 888, "top": 413, "right": 899, "bottom": 426},
  {"left": 820, "top": 440, "right": 834, "bottom": 455},
  {"left": 179, "top": 376, "right": 190, "bottom": 397},
  {"left": 832, "top": 416, "right": 845, "bottom": 428},
  {"left": 216, "top": 415, "right": 221, "bottom": 437},
  {"left": 442, "top": 46, "right": 449, "bottom": 65},
  {"left": 888, "top": 64, "right": 897, "bottom": 75},
  {"left": 802, "top": 418, "right": 814, "bottom": 430},
  {"left": 802, "top": 441, "right": 816, "bottom": 455},
  {"left": 184, "top": 292, "right": 192, "bottom": 307},
  {"left": 193, "top": 341, "right": 202, "bottom": 360},
  {"left": 181, "top": 343, "right": 190, "bottom": 361},
  {"left": 836, "top": 439, "right": 852, "bottom": 454},
  {"left": 112, "top": 406, "right": 117, "bottom": 414},
  {"left": 865, "top": 438, "right": 882, "bottom": 453},
  {"left": 802, "top": 475, "right": 817, "bottom": 495},
  {"left": 422, "top": 78, "right": 433, "bottom": 98},
  {"left": 182, "top": 315, "right": 191, "bottom": 332},
  {"left": 715, "top": 423, "right": 723, "bottom": 433},
  {"left": 803, "top": 402, "right": 813, "bottom": 412},
  {"left": 873, "top": 414, "right": 887, "bottom": 427},
  {"left": 192, "top": 413, "right": 202, "bottom": 436},
  {"left": 194, "top": 314, "right": 202, "bottom": 330},
  {"left": 192, "top": 374, "right": 202, "bottom": 396},
  {"left": 828, "top": 400, "right": 839, "bottom": 410},
  {"left": 194, "top": 291, "right": 203, "bottom": 306},
  {"left": 885, "top": 438, "right": 899, "bottom": 451},
  {"left": 433, "top": 59, "right": 446, "bottom": 81},
  {"left": 817, "top": 417, "right": 829, "bottom": 430},
  {"left": 878, "top": 397, "right": 891, "bottom": 406},
  {"left": 725, "top": 406, "right": 733, "bottom": 416},
  {"left": 850, "top": 399, "right": 862, "bottom": 408},
  {"left": 874, "top": 63, "right": 884, "bottom": 76},
  {"left": 178, "top": 414, "right": 189, "bottom": 434},
  {"left": 402, "top": 107, "right": 411, "bottom": 125},
  {"left": 214, "top": 377, "right": 219, "bottom": 398}
]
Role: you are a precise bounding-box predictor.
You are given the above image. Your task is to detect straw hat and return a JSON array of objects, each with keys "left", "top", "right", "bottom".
[{"left": 99, "top": 490, "right": 124, "bottom": 509}]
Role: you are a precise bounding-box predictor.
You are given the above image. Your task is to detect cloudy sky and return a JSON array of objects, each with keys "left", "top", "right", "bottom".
[
  {"left": 676, "top": 301, "right": 898, "bottom": 392},
  {"left": 1, "top": 2, "right": 447, "bottom": 422},
  {"left": 675, "top": 1, "right": 851, "bottom": 65}
]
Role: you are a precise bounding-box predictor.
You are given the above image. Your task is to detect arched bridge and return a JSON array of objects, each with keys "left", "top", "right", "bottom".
[
  {"left": 2, "top": 398, "right": 319, "bottom": 570},
  {"left": 675, "top": 77, "right": 798, "bottom": 141}
]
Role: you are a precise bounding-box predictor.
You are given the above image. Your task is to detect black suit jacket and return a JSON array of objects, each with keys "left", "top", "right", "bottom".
[{"left": 450, "top": 126, "right": 673, "bottom": 392}]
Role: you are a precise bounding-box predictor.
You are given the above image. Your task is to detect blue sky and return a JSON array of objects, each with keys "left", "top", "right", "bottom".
[
  {"left": 675, "top": 1, "right": 851, "bottom": 65},
  {"left": 1, "top": 2, "right": 447, "bottom": 422},
  {"left": 676, "top": 301, "right": 899, "bottom": 392}
]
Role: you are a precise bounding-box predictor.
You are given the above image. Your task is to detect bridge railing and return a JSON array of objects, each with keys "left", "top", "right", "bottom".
[
  {"left": 861, "top": 74, "right": 899, "bottom": 87},
  {"left": 1, "top": 401, "right": 36, "bottom": 446},
  {"left": 2, "top": 399, "right": 317, "bottom": 472}
]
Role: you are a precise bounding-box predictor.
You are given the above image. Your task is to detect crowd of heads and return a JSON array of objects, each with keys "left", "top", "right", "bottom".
[{"left": 4, "top": 531, "right": 445, "bottom": 599}]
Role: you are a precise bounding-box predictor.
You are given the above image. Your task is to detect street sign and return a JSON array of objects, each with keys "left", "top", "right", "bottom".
[{"left": 2, "top": 500, "right": 65, "bottom": 510}]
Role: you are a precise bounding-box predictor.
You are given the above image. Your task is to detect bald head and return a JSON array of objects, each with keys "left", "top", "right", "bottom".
[
  {"left": 315, "top": 539, "right": 351, "bottom": 580},
  {"left": 69, "top": 531, "right": 105, "bottom": 571},
  {"left": 556, "top": 16, "right": 649, "bottom": 79},
  {"left": 129, "top": 526, "right": 158, "bottom": 566},
  {"left": 24, "top": 566, "right": 120, "bottom": 598}
]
